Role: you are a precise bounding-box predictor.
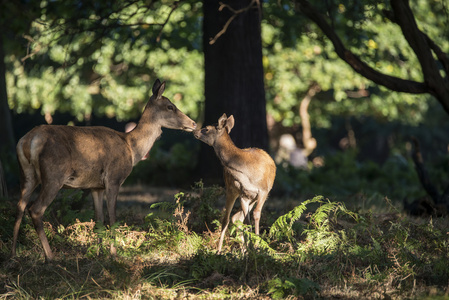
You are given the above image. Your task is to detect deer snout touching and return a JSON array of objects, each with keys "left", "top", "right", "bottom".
[
  {"left": 194, "top": 113, "right": 276, "bottom": 253},
  {"left": 182, "top": 119, "right": 197, "bottom": 132},
  {"left": 193, "top": 127, "right": 215, "bottom": 146},
  {"left": 193, "top": 129, "right": 201, "bottom": 140}
]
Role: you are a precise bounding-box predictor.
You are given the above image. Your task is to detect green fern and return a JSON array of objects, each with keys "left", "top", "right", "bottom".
[
  {"left": 269, "top": 195, "right": 324, "bottom": 241},
  {"left": 244, "top": 231, "right": 277, "bottom": 255},
  {"left": 299, "top": 200, "right": 361, "bottom": 254},
  {"left": 267, "top": 276, "right": 320, "bottom": 299},
  {"left": 309, "top": 200, "right": 359, "bottom": 230},
  {"left": 150, "top": 201, "right": 176, "bottom": 212}
]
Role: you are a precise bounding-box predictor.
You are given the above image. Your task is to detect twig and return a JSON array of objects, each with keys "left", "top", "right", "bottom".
[
  {"left": 21, "top": 35, "right": 41, "bottom": 62},
  {"left": 209, "top": 0, "right": 260, "bottom": 45},
  {"left": 156, "top": 1, "right": 181, "bottom": 42}
]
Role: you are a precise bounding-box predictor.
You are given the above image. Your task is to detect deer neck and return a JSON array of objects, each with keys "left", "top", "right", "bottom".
[
  {"left": 213, "top": 133, "right": 240, "bottom": 168},
  {"left": 126, "top": 108, "right": 162, "bottom": 165}
]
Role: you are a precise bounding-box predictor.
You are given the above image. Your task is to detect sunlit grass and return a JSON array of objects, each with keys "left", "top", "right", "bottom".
[{"left": 1, "top": 184, "right": 448, "bottom": 299}]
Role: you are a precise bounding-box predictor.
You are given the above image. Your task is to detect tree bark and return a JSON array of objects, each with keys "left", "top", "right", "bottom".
[
  {"left": 0, "top": 160, "right": 7, "bottom": 198},
  {"left": 0, "top": 32, "right": 16, "bottom": 153},
  {"left": 199, "top": 0, "right": 268, "bottom": 182},
  {"left": 390, "top": 0, "right": 449, "bottom": 110}
]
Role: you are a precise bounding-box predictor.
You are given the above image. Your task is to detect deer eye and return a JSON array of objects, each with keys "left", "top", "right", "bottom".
[
  {"left": 201, "top": 128, "right": 208, "bottom": 134},
  {"left": 167, "top": 105, "right": 174, "bottom": 111}
]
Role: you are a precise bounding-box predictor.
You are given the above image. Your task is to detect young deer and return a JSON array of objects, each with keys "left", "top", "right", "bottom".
[
  {"left": 12, "top": 79, "right": 196, "bottom": 261},
  {"left": 194, "top": 114, "right": 276, "bottom": 252}
]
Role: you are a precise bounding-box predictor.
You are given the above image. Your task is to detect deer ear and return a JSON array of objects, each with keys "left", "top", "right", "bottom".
[
  {"left": 225, "top": 115, "right": 235, "bottom": 133},
  {"left": 156, "top": 82, "right": 166, "bottom": 99},
  {"left": 152, "top": 79, "right": 162, "bottom": 94},
  {"left": 217, "top": 113, "right": 228, "bottom": 129},
  {"left": 152, "top": 79, "right": 166, "bottom": 99}
]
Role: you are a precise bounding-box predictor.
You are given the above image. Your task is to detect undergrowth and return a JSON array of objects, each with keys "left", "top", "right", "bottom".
[{"left": 1, "top": 183, "right": 449, "bottom": 299}]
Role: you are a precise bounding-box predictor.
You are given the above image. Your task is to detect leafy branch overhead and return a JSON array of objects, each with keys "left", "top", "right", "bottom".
[
  {"left": 4, "top": 0, "right": 447, "bottom": 128},
  {"left": 22, "top": 0, "right": 183, "bottom": 62},
  {"left": 5, "top": 0, "right": 203, "bottom": 122},
  {"left": 294, "top": 0, "right": 449, "bottom": 113}
]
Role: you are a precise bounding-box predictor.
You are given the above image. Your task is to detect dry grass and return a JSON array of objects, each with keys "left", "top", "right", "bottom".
[{"left": 1, "top": 186, "right": 449, "bottom": 299}]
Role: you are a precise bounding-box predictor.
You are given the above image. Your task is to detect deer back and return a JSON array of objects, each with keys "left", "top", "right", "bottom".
[{"left": 17, "top": 125, "right": 133, "bottom": 189}]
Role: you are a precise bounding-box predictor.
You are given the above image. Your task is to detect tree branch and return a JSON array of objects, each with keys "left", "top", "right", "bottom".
[
  {"left": 156, "top": 1, "right": 181, "bottom": 42},
  {"left": 295, "top": 0, "right": 429, "bottom": 95},
  {"left": 390, "top": 0, "right": 449, "bottom": 104},
  {"left": 422, "top": 33, "right": 449, "bottom": 76},
  {"left": 383, "top": 8, "right": 449, "bottom": 77},
  {"left": 21, "top": 0, "right": 171, "bottom": 63}
]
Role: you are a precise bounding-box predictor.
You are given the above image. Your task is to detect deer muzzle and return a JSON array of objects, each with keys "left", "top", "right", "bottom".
[
  {"left": 183, "top": 121, "right": 197, "bottom": 132},
  {"left": 193, "top": 129, "right": 201, "bottom": 139}
]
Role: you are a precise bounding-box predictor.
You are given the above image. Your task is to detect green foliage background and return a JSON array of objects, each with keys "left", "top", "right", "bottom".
[
  {"left": 6, "top": 1, "right": 204, "bottom": 122},
  {"left": 6, "top": 0, "right": 448, "bottom": 127}
]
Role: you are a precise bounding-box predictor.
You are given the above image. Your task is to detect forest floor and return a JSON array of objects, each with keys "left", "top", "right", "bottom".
[{"left": 1, "top": 184, "right": 448, "bottom": 299}]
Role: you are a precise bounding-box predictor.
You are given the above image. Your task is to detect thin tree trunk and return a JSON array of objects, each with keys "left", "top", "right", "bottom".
[
  {"left": 0, "top": 32, "right": 16, "bottom": 153},
  {"left": 0, "top": 160, "right": 7, "bottom": 198},
  {"left": 410, "top": 137, "right": 441, "bottom": 205},
  {"left": 299, "top": 83, "right": 320, "bottom": 156}
]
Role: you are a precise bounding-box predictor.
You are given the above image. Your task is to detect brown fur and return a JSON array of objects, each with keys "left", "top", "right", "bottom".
[
  {"left": 12, "top": 79, "right": 196, "bottom": 261},
  {"left": 194, "top": 114, "right": 276, "bottom": 252}
]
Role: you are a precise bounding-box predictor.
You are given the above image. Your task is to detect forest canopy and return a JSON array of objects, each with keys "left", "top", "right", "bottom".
[{"left": 4, "top": 0, "right": 447, "bottom": 127}]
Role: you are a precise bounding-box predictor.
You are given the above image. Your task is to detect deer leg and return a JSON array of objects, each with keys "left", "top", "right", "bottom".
[
  {"left": 105, "top": 185, "right": 120, "bottom": 256},
  {"left": 91, "top": 189, "right": 105, "bottom": 224},
  {"left": 231, "top": 197, "right": 251, "bottom": 225},
  {"left": 29, "top": 184, "right": 61, "bottom": 262},
  {"left": 232, "top": 200, "right": 257, "bottom": 226},
  {"left": 231, "top": 197, "right": 254, "bottom": 251},
  {"left": 11, "top": 177, "right": 38, "bottom": 257},
  {"left": 218, "top": 190, "right": 239, "bottom": 253},
  {"left": 105, "top": 185, "right": 119, "bottom": 226},
  {"left": 91, "top": 189, "right": 105, "bottom": 254},
  {"left": 252, "top": 191, "right": 268, "bottom": 235}
]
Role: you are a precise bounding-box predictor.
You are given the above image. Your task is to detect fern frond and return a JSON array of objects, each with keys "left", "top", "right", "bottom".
[
  {"left": 269, "top": 196, "right": 324, "bottom": 241},
  {"left": 310, "top": 200, "right": 359, "bottom": 230},
  {"left": 310, "top": 201, "right": 338, "bottom": 229},
  {"left": 245, "top": 231, "right": 277, "bottom": 255},
  {"left": 150, "top": 201, "right": 175, "bottom": 211}
]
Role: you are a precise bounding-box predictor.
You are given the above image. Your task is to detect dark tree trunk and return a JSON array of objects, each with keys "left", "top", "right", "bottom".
[
  {"left": 199, "top": 0, "right": 268, "bottom": 182},
  {"left": 0, "top": 32, "right": 15, "bottom": 153},
  {"left": 0, "top": 160, "right": 7, "bottom": 198}
]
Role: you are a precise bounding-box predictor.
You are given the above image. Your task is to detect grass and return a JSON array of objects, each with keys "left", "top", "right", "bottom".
[{"left": 1, "top": 183, "right": 449, "bottom": 299}]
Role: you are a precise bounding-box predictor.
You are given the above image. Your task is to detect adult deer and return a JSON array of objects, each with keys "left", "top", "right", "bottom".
[
  {"left": 12, "top": 79, "right": 196, "bottom": 261},
  {"left": 194, "top": 114, "right": 276, "bottom": 252}
]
